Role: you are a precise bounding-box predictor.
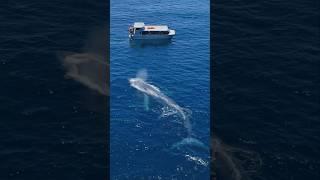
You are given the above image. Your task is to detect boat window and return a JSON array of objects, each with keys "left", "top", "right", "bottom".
[
  {"left": 141, "top": 31, "right": 169, "bottom": 35},
  {"left": 161, "top": 31, "right": 169, "bottom": 35},
  {"left": 142, "top": 31, "right": 150, "bottom": 35}
]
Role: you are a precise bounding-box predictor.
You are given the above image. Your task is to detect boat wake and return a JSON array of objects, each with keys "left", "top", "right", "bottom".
[{"left": 129, "top": 70, "right": 209, "bottom": 166}]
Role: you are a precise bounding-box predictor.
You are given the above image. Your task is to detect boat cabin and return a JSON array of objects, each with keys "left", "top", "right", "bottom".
[{"left": 129, "top": 22, "right": 175, "bottom": 40}]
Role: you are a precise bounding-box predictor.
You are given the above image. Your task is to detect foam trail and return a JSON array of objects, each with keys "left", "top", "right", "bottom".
[{"left": 129, "top": 77, "right": 191, "bottom": 134}]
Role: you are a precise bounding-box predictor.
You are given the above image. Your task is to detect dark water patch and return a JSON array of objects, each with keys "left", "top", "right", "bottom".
[
  {"left": 0, "top": 0, "right": 109, "bottom": 179},
  {"left": 212, "top": 0, "right": 320, "bottom": 179}
]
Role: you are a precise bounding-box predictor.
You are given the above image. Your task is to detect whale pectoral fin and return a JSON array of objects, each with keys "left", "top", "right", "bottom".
[
  {"left": 144, "top": 94, "right": 149, "bottom": 111},
  {"left": 171, "top": 138, "right": 208, "bottom": 151}
]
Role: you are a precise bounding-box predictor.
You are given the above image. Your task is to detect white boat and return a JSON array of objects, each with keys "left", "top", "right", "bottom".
[{"left": 129, "top": 22, "right": 175, "bottom": 40}]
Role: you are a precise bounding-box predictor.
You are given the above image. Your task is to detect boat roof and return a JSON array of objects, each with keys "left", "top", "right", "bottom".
[
  {"left": 133, "top": 22, "right": 170, "bottom": 31},
  {"left": 144, "top": 25, "right": 169, "bottom": 31},
  {"left": 133, "top": 22, "right": 145, "bottom": 28}
]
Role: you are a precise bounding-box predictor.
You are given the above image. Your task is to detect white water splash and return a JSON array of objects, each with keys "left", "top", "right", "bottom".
[{"left": 185, "top": 154, "right": 209, "bottom": 167}]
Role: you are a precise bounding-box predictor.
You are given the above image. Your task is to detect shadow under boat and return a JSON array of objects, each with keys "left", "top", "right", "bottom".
[{"left": 129, "top": 38, "right": 173, "bottom": 48}]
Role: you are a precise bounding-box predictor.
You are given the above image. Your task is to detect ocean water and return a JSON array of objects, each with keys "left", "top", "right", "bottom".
[
  {"left": 212, "top": 0, "right": 320, "bottom": 179},
  {"left": 1, "top": 1, "right": 108, "bottom": 179},
  {"left": 110, "top": 0, "right": 210, "bottom": 179}
]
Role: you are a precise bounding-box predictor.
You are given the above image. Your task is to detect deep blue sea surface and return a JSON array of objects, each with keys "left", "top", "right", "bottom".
[
  {"left": 1, "top": 1, "right": 108, "bottom": 179},
  {"left": 212, "top": 0, "right": 319, "bottom": 180},
  {"left": 110, "top": 0, "right": 210, "bottom": 179}
]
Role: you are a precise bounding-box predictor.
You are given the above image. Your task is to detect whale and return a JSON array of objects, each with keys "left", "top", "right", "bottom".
[
  {"left": 129, "top": 77, "right": 190, "bottom": 132},
  {"left": 129, "top": 75, "right": 211, "bottom": 167}
]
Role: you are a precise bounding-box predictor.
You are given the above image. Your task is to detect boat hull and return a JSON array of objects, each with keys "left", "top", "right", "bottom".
[{"left": 129, "top": 34, "right": 174, "bottom": 40}]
